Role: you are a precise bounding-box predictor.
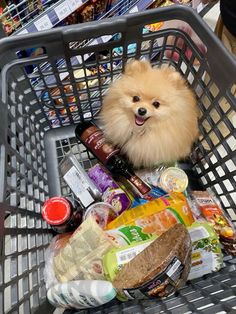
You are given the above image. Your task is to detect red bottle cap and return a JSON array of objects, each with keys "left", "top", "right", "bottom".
[{"left": 42, "top": 197, "right": 71, "bottom": 225}]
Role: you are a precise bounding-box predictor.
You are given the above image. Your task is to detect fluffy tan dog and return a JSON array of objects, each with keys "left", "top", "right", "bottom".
[{"left": 100, "top": 60, "right": 199, "bottom": 168}]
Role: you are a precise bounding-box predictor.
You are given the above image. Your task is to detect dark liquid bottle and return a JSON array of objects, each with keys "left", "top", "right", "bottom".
[{"left": 75, "top": 121, "right": 151, "bottom": 196}]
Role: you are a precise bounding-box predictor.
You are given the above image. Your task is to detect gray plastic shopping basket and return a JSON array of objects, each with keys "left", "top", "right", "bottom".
[{"left": 0, "top": 5, "right": 235, "bottom": 314}]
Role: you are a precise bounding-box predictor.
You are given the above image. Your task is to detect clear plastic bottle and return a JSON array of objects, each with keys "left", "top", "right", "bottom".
[{"left": 47, "top": 280, "right": 116, "bottom": 309}]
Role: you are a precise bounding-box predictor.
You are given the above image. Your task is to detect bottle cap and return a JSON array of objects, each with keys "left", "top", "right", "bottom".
[{"left": 42, "top": 197, "right": 71, "bottom": 225}]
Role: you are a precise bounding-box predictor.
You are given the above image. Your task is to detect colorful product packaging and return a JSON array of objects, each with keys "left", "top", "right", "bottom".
[
  {"left": 188, "top": 222, "right": 223, "bottom": 280},
  {"left": 88, "top": 163, "right": 132, "bottom": 215},
  {"left": 106, "top": 193, "right": 195, "bottom": 237},
  {"left": 192, "top": 191, "right": 236, "bottom": 256},
  {"left": 106, "top": 225, "right": 153, "bottom": 246},
  {"left": 192, "top": 191, "right": 236, "bottom": 239},
  {"left": 130, "top": 186, "right": 167, "bottom": 208}
]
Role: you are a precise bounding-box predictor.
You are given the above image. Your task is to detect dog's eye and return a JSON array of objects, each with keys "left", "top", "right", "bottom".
[
  {"left": 153, "top": 101, "right": 160, "bottom": 108},
  {"left": 132, "top": 96, "right": 140, "bottom": 102}
]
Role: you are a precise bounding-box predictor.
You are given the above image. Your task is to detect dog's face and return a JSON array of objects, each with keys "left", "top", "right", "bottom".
[
  {"left": 105, "top": 60, "right": 190, "bottom": 129},
  {"left": 101, "top": 60, "right": 198, "bottom": 167}
]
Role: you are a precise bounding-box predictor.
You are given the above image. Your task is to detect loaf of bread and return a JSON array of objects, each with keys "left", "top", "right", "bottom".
[{"left": 113, "top": 224, "right": 191, "bottom": 299}]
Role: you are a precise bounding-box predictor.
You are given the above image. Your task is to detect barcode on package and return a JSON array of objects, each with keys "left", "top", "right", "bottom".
[
  {"left": 167, "top": 259, "right": 181, "bottom": 278},
  {"left": 116, "top": 242, "right": 150, "bottom": 265}
]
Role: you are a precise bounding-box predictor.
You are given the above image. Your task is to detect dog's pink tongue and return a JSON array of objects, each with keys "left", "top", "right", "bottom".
[{"left": 135, "top": 115, "right": 145, "bottom": 126}]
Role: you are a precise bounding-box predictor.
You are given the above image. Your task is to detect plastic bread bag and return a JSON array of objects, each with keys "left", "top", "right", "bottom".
[
  {"left": 44, "top": 233, "right": 72, "bottom": 290},
  {"left": 53, "top": 217, "right": 117, "bottom": 283}
]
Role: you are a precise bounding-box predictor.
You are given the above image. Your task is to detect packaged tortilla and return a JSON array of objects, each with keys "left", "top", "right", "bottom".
[
  {"left": 53, "top": 217, "right": 116, "bottom": 282},
  {"left": 106, "top": 193, "right": 194, "bottom": 237},
  {"left": 188, "top": 222, "right": 223, "bottom": 280}
]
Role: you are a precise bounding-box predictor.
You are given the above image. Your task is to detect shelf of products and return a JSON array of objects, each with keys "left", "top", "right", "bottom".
[
  {"left": 0, "top": 0, "right": 216, "bottom": 125},
  {"left": 0, "top": 0, "right": 213, "bottom": 36}
]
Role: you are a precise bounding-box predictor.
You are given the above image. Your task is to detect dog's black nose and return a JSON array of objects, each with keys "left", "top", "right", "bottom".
[{"left": 138, "top": 108, "right": 147, "bottom": 116}]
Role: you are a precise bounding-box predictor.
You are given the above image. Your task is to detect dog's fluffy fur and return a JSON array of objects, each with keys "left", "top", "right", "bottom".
[{"left": 100, "top": 60, "right": 199, "bottom": 168}]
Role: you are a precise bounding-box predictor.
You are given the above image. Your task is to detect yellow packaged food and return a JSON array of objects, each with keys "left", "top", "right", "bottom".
[{"left": 106, "top": 193, "right": 194, "bottom": 237}]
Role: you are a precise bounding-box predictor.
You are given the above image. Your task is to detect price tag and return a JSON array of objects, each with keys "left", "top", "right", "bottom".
[
  {"left": 67, "top": 0, "right": 82, "bottom": 11},
  {"left": 129, "top": 6, "right": 138, "bottom": 13},
  {"left": 34, "top": 15, "right": 53, "bottom": 31},
  {"left": 55, "top": 2, "right": 71, "bottom": 21},
  {"left": 17, "top": 29, "right": 28, "bottom": 35}
]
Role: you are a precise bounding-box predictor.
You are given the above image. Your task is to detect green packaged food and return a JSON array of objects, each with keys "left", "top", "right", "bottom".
[
  {"left": 106, "top": 225, "right": 152, "bottom": 246},
  {"left": 188, "top": 222, "right": 223, "bottom": 280}
]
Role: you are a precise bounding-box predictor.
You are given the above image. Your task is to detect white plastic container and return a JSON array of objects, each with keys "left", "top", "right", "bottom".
[{"left": 47, "top": 280, "right": 116, "bottom": 309}]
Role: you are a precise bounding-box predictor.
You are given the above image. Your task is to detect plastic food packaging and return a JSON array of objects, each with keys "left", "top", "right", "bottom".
[
  {"left": 112, "top": 224, "right": 192, "bottom": 300},
  {"left": 84, "top": 202, "right": 117, "bottom": 229},
  {"left": 135, "top": 165, "right": 168, "bottom": 187},
  {"left": 106, "top": 225, "right": 153, "bottom": 246},
  {"left": 59, "top": 154, "right": 102, "bottom": 208},
  {"left": 44, "top": 233, "right": 72, "bottom": 289},
  {"left": 88, "top": 163, "right": 132, "bottom": 214},
  {"left": 103, "top": 238, "right": 155, "bottom": 283},
  {"left": 47, "top": 280, "right": 116, "bottom": 309},
  {"left": 188, "top": 222, "right": 223, "bottom": 280},
  {"left": 106, "top": 193, "right": 194, "bottom": 237},
  {"left": 159, "top": 167, "right": 189, "bottom": 193},
  {"left": 53, "top": 217, "right": 116, "bottom": 282},
  {"left": 130, "top": 186, "right": 167, "bottom": 208},
  {"left": 192, "top": 191, "right": 236, "bottom": 255}
]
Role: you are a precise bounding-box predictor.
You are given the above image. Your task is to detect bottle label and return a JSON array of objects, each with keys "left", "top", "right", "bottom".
[
  {"left": 81, "top": 125, "right": 119, "bottom": 164},
  {"left": 129, "top": 175, "right": 151, "bottom": 196}
]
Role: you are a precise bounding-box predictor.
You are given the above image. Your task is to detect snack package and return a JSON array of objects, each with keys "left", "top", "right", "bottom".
[
  {"left": 188, "top": 222, "right": 223, "bottom": 280},
  {"left": 131, "top": 186, "right": 167, "bottom": 208},
  {"left": 192, "top": 191, "right": 236, "bottom": 256},
  {"left": 192, "top": 191, "right": 236, "bottom": 240},
  {"left": 112, "top": 224, "right": 192, "bottom": 300},
  {"left": 106, "top": 225, "right": 153, "bottom": 246},
  {"left": 88, "top": 163, "right": 132, "bottom": 215},
  {"left": 106, "top": 193, "right": 194, "bottom": 237},
  {"left": 53, "top": 217, "right": 116, "bottom": 282}
]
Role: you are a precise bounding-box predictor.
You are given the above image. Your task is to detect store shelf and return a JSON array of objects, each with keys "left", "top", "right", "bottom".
[
  {"left": 27, "top": 0, "right": 214, "bottom": 91},
  {"left": 15, "top": 0, "right": 88, "bottom": 35}
]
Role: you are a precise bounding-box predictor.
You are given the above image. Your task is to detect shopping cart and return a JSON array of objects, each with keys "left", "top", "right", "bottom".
[{"left": 0, "top": 5, "right": 235, "bottom": 314}]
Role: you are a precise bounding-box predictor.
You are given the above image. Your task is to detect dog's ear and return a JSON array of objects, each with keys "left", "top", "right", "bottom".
[{"left": 124, "top": 60, "right": 152, "bottom": 76}]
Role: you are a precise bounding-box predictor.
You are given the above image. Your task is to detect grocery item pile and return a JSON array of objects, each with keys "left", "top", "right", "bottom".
[{"left": 42, "top": 121, "right": 235, "bottom": 310}]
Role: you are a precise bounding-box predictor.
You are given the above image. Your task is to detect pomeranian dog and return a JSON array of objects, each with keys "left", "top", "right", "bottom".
[{"left": 100, "top": 60, "right": 199, "bottom": 168}]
